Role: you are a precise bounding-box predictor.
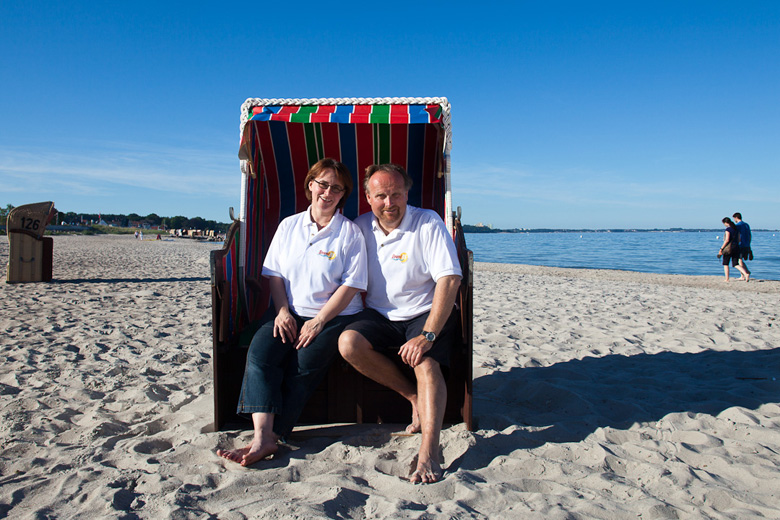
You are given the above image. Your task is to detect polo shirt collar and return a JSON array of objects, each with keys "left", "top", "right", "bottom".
[
  {"left": 371, "top": 205, "right": 414, "bottom": 238},
  {"left": 303, "top": 206, "right": 341, "bottom": 235}
]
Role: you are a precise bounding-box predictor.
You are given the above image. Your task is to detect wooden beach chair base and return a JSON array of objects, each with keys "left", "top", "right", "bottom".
[
  {"left": 6, "top": 234, "right": 53, "bottom": 283},
  {"left": 212, "top": 321, "right": 472, "bottom": 431},
  {"left": 5, "top": 201, "right": 56, "bottom": 283}
]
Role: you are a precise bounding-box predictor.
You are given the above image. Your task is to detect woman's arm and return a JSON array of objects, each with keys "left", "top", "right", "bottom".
[
  {"left": 294, "top": 285, "right": 361, "bottom": 350},
  {"left": 268, "top": 276, "right": 298, "bottom": 343},
  {"left": 719, "top": 229, "right": 732, "bottom": 256}
]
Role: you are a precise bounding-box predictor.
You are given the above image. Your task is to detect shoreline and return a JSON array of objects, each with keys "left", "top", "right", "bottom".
[{"left": 477, "top": 261, "right": 780, "bottom": 293}]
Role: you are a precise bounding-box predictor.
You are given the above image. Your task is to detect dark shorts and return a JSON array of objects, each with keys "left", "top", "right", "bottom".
[
  {"left": 739, "top": 246, "right": 751, "bottom": 260},
  {"left": 344, "top": 307, "right": 459, "bottom": 369},
  {"left": 722, "top": 253, "right": 739, "bottom": 267}
]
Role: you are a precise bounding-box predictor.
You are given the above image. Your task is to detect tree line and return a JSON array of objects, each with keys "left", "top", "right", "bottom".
[{"left": 0, "top": 205, "right": 230, "bottom": 232}]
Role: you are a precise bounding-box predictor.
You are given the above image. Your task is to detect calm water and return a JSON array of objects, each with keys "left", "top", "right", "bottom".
[{"left": 466, "top": 231, "right": 780, "bottom": 281}]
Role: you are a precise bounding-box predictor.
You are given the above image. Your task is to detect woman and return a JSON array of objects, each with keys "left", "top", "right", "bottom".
[
  {"left": 217, "top": 158, "right": 367, "bottom": 466},
  {"left": 718, "top": 217, "right": 750, "bottom": 282}
]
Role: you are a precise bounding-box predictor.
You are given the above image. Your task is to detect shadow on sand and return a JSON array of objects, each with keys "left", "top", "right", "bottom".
[{"left": 449, "top": 347, "right": 779, "bottom": 472}]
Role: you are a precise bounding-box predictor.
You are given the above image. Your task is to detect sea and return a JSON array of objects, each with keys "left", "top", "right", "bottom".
[{"left": 465, "top": 231, "right": 780, "bottom": 281}]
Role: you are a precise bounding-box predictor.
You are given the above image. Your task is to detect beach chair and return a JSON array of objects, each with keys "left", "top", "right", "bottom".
[
  {"left": 5, "top": 201, "right": 57, "bottom": 283},
  {"left": 210, "top": 97, "right": 473, "bottom": 432}
]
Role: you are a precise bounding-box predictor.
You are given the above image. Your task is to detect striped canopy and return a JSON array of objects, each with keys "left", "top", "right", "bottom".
[
  {"left": 234, "top": 97, "right": 453, "bottom": 324},
  {"left": 247, "top": 103, "right": 444, "bottom": 125}
]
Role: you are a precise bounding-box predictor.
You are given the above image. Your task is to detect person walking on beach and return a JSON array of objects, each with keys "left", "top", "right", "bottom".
[
  {"left": 718, "top": 217, "right": 749, "bottom": 282},
  {"left": 733, "top": 212, "right": 752, "bottom": 279},
  {"left": 216, "top": 158, "right": 367, "bottom": 467},
  {"left": 338, "top": 164, "right": 462, "bottom": 484}
]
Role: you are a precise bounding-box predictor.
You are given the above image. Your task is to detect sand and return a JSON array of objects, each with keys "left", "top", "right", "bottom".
[{"left": 1, "top": 235, "right": 778, "bottom": 519}]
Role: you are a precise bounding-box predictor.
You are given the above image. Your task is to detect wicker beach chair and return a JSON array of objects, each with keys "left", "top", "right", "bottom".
[
  {"left": 5, "top": 201, "right": 57, "bottom": 283},
  {"left": 210, "top": 97, "right": 473, "bottom": 432}
]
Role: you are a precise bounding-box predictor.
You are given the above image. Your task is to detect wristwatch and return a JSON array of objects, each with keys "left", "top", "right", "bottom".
[{"left": 422, "top": 330, "right": 436, "bottom": 342}]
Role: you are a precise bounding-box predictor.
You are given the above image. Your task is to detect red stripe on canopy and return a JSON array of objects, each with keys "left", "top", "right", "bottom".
[
  {"left": 256, "top": 123, "right": 281, "bottom": 226},
  {"left": 390, "top": 124, "right": 408, "bottom": 165},
  {"left": 350, "top": 106, "right": 372, "bottom": 124},
  {"left": 311, "top": 105, "right": 336, "bottom": 123},
  {"left": 355, "top": 124, "right": 374, "bottom": 214},
  {"left": 287, "top": 123, "right": 310, "bottom": 212},
  {"left": 390, "top": 104, "right": 409, "bottom": 124},
  {"left": 322, "top": 123, "right": 342, "bottom": 161}
]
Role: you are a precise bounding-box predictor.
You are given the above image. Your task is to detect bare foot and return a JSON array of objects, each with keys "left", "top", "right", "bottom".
[
  {"left": 217, "top": 437, "right": 278, "bottom": 467},
  {"left": 405, "top": 399, "right": 421, "bottom": 434},
  {"left": 410, "top": 456, "right": 443, "bottom": 484}
]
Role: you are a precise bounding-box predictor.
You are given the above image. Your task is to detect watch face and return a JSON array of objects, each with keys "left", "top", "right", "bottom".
[{"left": 424, "top": 331, "right": 436, "bottom": 342}]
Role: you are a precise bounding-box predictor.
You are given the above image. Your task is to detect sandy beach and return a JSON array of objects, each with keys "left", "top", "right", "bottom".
[{"left": 1, "top": 234, "right": 778, "bottom": 519}]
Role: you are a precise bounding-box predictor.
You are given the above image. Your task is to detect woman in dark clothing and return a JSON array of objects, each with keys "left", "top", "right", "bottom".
[{"left": 719, "top": 217, "right": 750, "bottom": 281}]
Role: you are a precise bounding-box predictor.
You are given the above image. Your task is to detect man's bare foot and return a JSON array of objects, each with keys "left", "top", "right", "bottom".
[
  {"left": 217, "top": 437, "right": 278, "bottom": 467},
  {"left": 410, "top": 456, "right": 443, "bottom": 484},
  {"left": 405, "top": 399, "right": 421, "bottom": 434}
]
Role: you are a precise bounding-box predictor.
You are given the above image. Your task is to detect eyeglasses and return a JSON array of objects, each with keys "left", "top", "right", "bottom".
[{"left": 312, "top": 179, "right": 345, "bottom": 194}]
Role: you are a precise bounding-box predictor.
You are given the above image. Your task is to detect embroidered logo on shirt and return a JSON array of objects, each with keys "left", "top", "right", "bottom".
[
  {"left": 318, "top": 250, "right": 336, "bottom": 260},
  {"left": 392, "top": 253, "right": 409, "bottom": 263}
]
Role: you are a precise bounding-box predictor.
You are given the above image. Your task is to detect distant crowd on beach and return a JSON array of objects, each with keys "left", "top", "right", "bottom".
[{"left": 718, "top": 212, "right": 752, "bottom": 282}]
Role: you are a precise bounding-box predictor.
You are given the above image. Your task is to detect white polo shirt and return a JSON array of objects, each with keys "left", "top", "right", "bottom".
[
  {"left": 355, "top": 205, "right": 462, "bottom": 321},
  {"left": 262, "top": 208, "right": 367, "bottom": 318}
]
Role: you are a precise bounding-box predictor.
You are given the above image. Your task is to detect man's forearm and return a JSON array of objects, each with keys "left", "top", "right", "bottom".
[{"left": 423, "top": 275, "right": 461, "bottom": 335}]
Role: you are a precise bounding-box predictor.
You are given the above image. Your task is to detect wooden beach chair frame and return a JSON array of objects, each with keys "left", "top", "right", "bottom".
[
  {"left": 5, "top": 201, "right": 56, "bottom": 283},
  {"left": 210, "top": 97, "right": 473, "bottom": 432}
]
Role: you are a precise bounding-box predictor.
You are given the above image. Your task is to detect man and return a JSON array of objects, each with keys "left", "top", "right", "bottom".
[
  {"left": 338, "top": 164, "right": 462, "bottom": 484},
  {"left": 733, "top": 212, "right": 752, "bottom": 280}
]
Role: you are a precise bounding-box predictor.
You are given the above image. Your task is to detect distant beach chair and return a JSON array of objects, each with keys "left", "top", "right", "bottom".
[
  {"left": 210, "top": 97, "right": 473, "bottom": 432},
  {"left": 5, "top": 201, "right": 57, "bottom": 283}
]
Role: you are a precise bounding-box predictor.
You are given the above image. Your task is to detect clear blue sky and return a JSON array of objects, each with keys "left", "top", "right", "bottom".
[{"left": 2, "top": 1, "right": 778, "bottom": 229}]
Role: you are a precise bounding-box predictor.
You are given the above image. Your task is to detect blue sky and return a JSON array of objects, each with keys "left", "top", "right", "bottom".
[{"left": 1, "top": 1, "right": 778, "bottom": 229}]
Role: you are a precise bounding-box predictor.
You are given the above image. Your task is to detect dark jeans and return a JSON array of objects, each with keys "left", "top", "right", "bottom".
[{"left": 237, "top": 313, "right": 355, "bottom": 437}]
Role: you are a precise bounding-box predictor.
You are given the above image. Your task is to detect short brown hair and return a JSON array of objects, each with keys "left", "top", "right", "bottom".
[
  {"left": 304, "top": 158, "right": 353, "bottom": 209},
  {"left": 363, "top": 163, "right": 413, "bottom": 194}
]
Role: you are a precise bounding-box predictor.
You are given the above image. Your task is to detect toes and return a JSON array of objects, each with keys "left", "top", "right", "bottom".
[
  {"left": 410, "top": 468, "right": 443, "bottom": 484},
  {"left": 217, "top": 447, "right": 251, "bottom": 464},
  {"left": 217, "top": 450, "right": 239, "bottom": 463}
]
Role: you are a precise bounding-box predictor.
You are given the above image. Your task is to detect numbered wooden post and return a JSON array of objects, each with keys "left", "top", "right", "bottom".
[{"left": 5, "top": 201, "right": 57, "bottom": 283}]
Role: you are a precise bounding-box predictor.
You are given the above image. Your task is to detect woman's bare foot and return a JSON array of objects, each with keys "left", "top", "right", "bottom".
[{"left": 217, "top": 437, "right": 278, "bottom": 467}]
